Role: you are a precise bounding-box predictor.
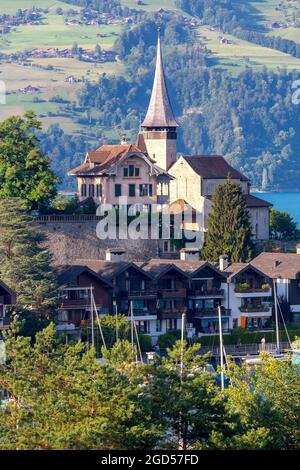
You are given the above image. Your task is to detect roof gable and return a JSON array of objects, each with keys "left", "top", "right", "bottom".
[
  {"left": 57, "top": 265, "right": 113, "bottom": 288},
  {"left": 182, "top": 155, "right": 248, "bottom": 181}
]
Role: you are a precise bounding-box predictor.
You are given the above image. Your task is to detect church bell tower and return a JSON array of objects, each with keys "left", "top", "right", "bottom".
[{"left": 137, "top": 28, "right": 179, "bottom": 171}]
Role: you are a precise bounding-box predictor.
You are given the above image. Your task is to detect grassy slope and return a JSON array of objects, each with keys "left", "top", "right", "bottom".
[{"left": 198, "top": 26, "right": 300, "bottom": 74}]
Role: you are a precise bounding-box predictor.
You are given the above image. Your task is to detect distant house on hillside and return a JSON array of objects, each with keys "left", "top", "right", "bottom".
[
  {"left": 65, "top": 75, "right": 81, "bottom": 84},
  {"left": 266, "top": 21, "right": 281, "bottom": 29},
  {"left": 19, "top": 85, "right": 40, "bottom": 94}
]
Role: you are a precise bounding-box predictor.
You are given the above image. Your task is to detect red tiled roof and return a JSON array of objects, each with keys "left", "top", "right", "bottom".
[
  {"left": 183, "top": 155, "right": 248, "bottom": 181},
  {"left": 69, "top": 144, "right": 145, "bottom": 176}
]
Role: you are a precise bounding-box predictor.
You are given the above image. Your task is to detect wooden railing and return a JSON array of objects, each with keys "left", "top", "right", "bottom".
[
  {"left": 34, "top": 214, "right": 102, "bottom": 223},
  {"left": 199, "top": 341, "right": 290, "bottom": 357},
  {"left": 188, "top": 288, "right": 224, "bottom": 297},
  {"left": 194, "top": 308, "right": 231, "bottom": 318}
]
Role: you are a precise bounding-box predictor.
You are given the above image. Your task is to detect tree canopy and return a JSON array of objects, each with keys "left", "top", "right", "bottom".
[
  {"left": 0, "top": 112, "right": 59, "bottom": 211},
  {"left": 270, "top": 208, "right": 299, "bottom": 240},
  {"left": 0, "top": 198, "right": 57, "bottom": 316}
]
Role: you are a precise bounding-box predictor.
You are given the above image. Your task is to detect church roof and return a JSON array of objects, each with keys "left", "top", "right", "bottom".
[
  {"left": 141, "top": 31, "right": 179, "bottom": 128},
  {"left": 182, "top": 155, "right": 249, "bottom": 181}
]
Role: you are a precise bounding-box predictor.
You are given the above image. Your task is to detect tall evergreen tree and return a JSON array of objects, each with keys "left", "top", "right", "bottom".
[
  {"left": 202, "top": 177, "right": 253, "bottom": 262},
  {"left": 0, "top": 112, "right": 59, "bottom": 211},
  {"left": 0, "top": 198, "right": 57, "bottom": 316}
]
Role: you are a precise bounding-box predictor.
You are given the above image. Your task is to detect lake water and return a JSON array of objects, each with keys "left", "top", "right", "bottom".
[{"left": 252, "top": 192, "right": 300, "bottom": 227}]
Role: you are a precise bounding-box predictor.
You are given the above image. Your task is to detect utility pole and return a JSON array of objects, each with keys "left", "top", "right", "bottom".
[{"left": 218, "top": 305, "right": 225, "bottom": 391}]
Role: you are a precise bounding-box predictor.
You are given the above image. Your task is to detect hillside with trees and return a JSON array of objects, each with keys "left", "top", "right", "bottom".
[{"left": 1, "top": 1, "right": 300, "bottom": 190}]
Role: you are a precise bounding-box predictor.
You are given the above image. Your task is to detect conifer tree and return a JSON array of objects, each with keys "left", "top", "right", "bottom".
[
  {"left": 0, "top": 198, "right": 57, "bottom": 316},
  {"left": 202, "top": 176, "right": 253, "bottom": 262}
]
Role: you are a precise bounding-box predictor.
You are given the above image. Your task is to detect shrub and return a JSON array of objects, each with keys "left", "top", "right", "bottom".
[
  {"left": 139, "top": 334, "right": 152, "bottom": 352},
  {"left": 158, "top": 330, "right": 181, "bottom": 349}
]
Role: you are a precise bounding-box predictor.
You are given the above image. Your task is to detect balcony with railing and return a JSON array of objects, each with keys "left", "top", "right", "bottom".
[
  {"left": 59, "top": 299, "right": 89, "bottom": 309},
  {"left": 239, "top": 303, "right": 272, "bottom": 314},
  {"left": 131, "top": 309, "right": 157, "bottom": 319},
  {"left": 234, "top": 282, "right": 272, "bottom": 297},
  {"left": 193, "top": 308, "right": 231, "bottom": 319},
  {"left": 158, "top": 307, "right": 187, "bottom": 319},
  {"left": 158, "top": 288, "right": 187, "bottom": 299},
  {"left": 188, "top": 287, "right": 224, "bottom": 298},
  {"left": 127, "top": 289, "right": 157, "bottom": 299}
]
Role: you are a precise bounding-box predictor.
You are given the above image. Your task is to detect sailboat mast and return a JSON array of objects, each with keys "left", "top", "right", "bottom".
[
  {"left": 180, "top": 312, "right": 186, "bottom": 383},
  {"left": 273, "top": 280, "right": 280, "bottom": 353},
  {"left": 90, "top": 285, "right": 95, "bottom": 348},
  {"left": 218, "top": 305, "right": 225, "bottom": 391},
  {"left": 130, "top": 300, "right": 134, "bottom": 352}
]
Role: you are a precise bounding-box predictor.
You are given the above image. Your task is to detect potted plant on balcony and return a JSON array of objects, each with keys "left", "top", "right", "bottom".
[
  {"left": 261, "top": 283, "right": 271, "bottom": 291},
  {"left": 235, "top": 282, "right": 250, "bottom": 292}
]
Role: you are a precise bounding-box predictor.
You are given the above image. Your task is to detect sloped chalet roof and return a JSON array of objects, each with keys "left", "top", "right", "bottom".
[
  {"left": 140, "top": 259, "right": 227, "bottom": 280},
  {"left": 68, "top": 143, "right": 171, "bottom": 178},
  {"left": 70, "top": 259, "right": 154, "bottom": 281},
  {"left": 251, "top": 252, "right": 300, "bottom": 280},
  {"left": 224, "top": 263, "right": 271, "bottom": 283},
  {"left": 182, "top": 155, "right": 249, "bottom": 181},
  {"left": 57, "top": 265, "right": 113, "bottom": 288},
  {"left": 140, "top": 260, "right": 193, "bottom": 280}
]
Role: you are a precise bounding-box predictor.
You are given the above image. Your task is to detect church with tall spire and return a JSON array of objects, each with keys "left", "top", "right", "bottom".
[
  {"left": 137, "top": 28, "right": 179, "bottom": 171},
  {"left": 68, "top": 29, "right": 272, "bottom": 241}
]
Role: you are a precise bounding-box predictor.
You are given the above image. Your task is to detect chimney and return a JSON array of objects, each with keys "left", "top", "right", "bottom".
[
  {"left": 121, "top": 135, "right": 128, "bottom": 145},
  {"left": 105, "top": 248, "right": 127, "bottom": 261},
  {"left": 296, "top": 244, "right": 300, "bottom": 255},
  {"left": 274, "top": 260, "right": 281, "bottom": 268},
  {"left": 219, "top": 255, "right": 229, "bottom": 271},
  {"left": 180, "top": 248, "right": 200, "bottom": 261}
]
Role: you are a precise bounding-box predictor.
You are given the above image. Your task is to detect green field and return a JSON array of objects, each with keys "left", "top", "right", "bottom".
[
  {"left": 122, "top": 0, "right": 182, "bottom": 13},
  {"left": 0, "top": 0, "right": 75, "bottom": 14},
  {"left": 0, "top": 16, "right": 122, "bottom": 54},
  {"left": 198, "top": 26, "right": 300, "bottom": 73}
]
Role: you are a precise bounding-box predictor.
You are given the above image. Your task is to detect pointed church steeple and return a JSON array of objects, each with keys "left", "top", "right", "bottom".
[
  {"left": 142, "top": 29, "right": 179, "bottom": 129},
  {"left": 137, "top": 28, "right": 178, "bottom": 171}
]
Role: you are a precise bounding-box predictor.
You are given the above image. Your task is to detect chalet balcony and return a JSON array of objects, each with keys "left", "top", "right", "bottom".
[
  {"left": 234, "top": 284, "right": 272, "bottom": 297},
  {"left": 59, "top": 299, "right": 89, "bottom": 309},
  {"left": 239, "top": 304, "right": 272, "bottom": 314},
  {"left": 188, "top": 288, "right": 224, "bottom": 298},
  {"left": 127, "top": 290, "right": 157, "bottom": 299},
  {"left": 158, "top": 307, "right": 187, "bottom": 319},
  {"left": 131, "top": 309, "right": 157, "bottom": 320},
  {"left": 158, "top": 288, "right": 187, "bottom": 299},
  {"left": 193, "top": 308, "right": 231, "bottom": 319}
]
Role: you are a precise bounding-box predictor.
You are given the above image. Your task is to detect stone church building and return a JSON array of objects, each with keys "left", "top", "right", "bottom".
[{"left": 69, "top": 31, "right": 271, "bottom": 241}]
